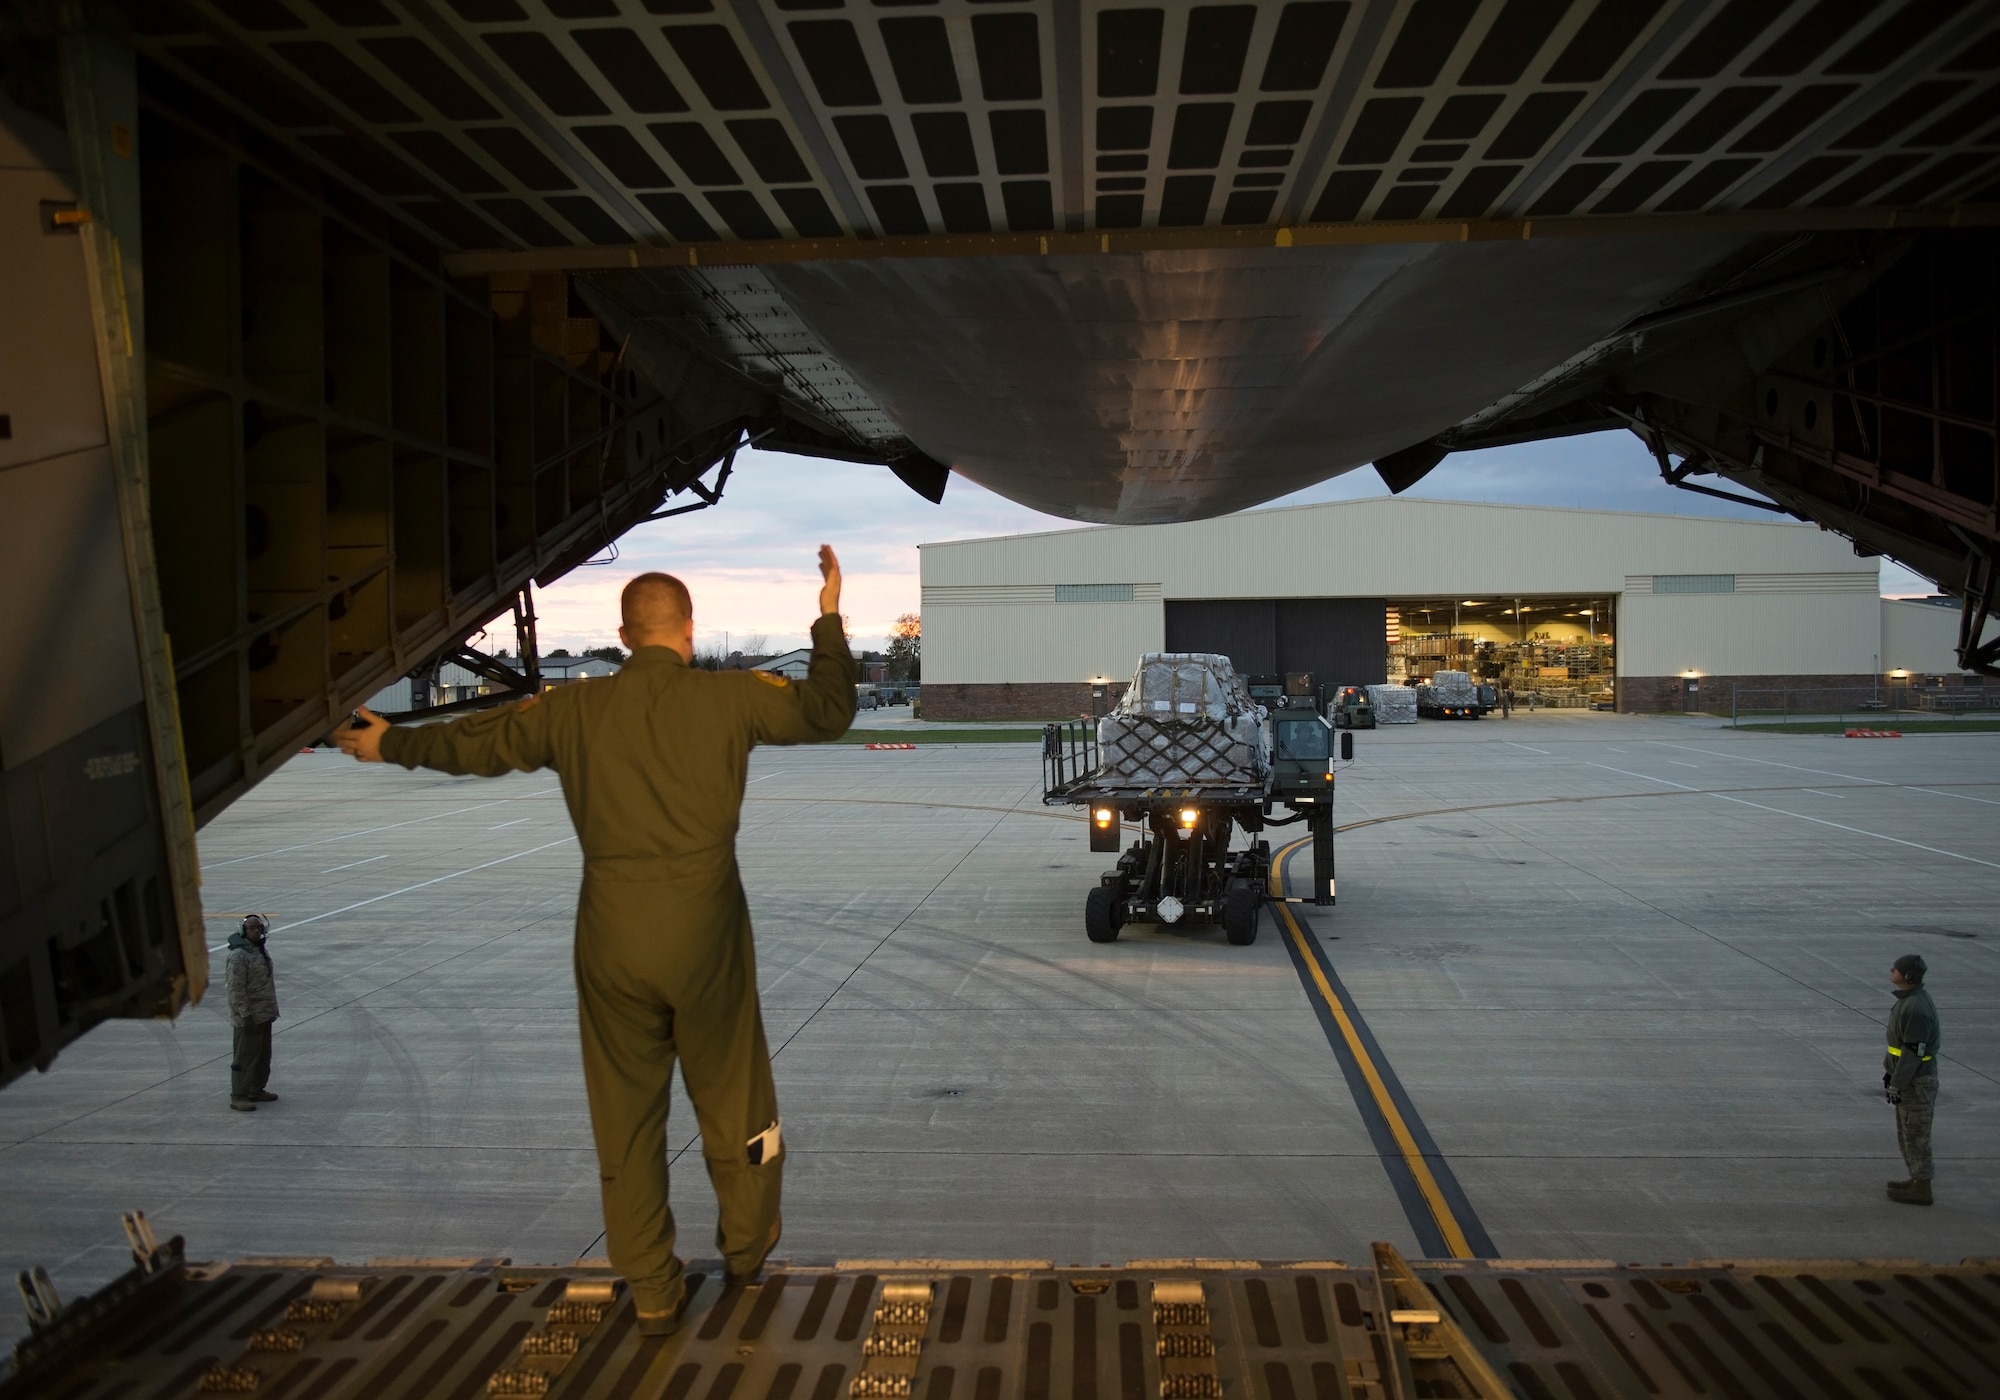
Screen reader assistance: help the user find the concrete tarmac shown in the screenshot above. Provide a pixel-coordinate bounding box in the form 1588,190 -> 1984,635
2,712 -> 1994,1347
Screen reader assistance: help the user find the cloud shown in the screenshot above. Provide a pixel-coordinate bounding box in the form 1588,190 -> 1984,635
531,449 -> 1059,653
532,431 -> 1931,651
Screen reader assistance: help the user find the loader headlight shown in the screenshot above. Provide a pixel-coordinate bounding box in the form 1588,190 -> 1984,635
1094,807 -> 1114,827
1179,808 -> 1199,828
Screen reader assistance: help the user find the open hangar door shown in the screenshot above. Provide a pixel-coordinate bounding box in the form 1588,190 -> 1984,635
1164,600 -> 1388,690
1389,597 -> 1617,709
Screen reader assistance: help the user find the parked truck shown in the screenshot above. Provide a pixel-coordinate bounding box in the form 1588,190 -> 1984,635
1043,654 -> 1348,945
1417,669 -> 1483,719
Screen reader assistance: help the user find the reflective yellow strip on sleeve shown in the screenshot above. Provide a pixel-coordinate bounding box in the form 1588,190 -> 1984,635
1886,1046 -> 1935,1060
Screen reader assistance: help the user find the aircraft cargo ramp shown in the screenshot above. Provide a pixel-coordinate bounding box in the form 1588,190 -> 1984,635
9,1237 -> 2000,1400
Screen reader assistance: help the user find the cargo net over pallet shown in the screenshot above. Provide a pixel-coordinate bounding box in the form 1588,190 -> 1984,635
12,1231 -> 2000,1400
1092,654 -> 1270,794
1365,685 -> 1418,725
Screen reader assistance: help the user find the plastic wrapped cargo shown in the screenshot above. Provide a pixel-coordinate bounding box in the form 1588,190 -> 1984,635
1418,669 -> 1480,716
1421,669 -> 1479,703
1367,684 -> 1418,724
1096,653 -> 1271,788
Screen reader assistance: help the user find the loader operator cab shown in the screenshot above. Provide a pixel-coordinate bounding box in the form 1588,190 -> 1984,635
1269,711 -> 1347,798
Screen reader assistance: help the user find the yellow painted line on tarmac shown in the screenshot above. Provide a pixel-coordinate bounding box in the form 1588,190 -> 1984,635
1269,835 -> 1476,1259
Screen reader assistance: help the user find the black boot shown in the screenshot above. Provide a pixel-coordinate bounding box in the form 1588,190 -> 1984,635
1887,1178 -> 1933,1206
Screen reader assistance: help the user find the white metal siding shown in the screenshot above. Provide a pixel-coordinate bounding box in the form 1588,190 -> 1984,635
1735,572 -> 1879,593
1881,598 -> 1994,673
1626,572 -> 1879,595
365,678 -> 413,711
925,601 -> 1165,684
1619,593 -> 1882,677
923,582 -> 1163,607
923,499 -> 1868,597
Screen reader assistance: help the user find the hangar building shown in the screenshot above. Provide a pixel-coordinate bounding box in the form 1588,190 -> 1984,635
919,500 -> 1984,718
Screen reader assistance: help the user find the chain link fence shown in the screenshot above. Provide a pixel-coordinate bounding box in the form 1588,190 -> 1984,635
1731,683 -> 1999,727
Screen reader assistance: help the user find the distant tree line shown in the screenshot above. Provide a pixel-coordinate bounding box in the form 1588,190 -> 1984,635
493,620 -> 921,679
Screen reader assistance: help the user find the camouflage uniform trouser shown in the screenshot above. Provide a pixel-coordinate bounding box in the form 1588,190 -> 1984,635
1896,1075 -> 1937,1181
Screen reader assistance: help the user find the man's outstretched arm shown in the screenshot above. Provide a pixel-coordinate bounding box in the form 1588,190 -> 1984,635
337,694 -> 557,775
749,545 -> 858,745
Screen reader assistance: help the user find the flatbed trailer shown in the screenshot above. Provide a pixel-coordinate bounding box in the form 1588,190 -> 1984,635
10,1221 -> 1993,1400
1414,694 -> 1482,720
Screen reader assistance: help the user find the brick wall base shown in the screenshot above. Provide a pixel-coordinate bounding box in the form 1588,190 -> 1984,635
933,676 -> 1892,718
923,681 -> 1129,720
1619,674 -> 1879,714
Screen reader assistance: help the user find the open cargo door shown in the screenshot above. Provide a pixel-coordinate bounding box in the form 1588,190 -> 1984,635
0,22 -> 206,1089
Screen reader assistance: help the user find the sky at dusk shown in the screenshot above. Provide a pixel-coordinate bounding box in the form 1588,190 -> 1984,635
528,429 -> 1934,656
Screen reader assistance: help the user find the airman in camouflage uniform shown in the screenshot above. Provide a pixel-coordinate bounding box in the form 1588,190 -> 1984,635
224,914 -> 280,1111
339,548 -> 855,1330
1884,953 -> 1940,1206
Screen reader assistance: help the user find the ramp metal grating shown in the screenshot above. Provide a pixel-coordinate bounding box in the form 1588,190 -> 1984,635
8,1244 -> 1999,1400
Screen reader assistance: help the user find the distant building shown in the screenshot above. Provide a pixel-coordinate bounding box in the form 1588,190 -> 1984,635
920,499 -> 2000,718
538,654 -> 621,683
753,649 -> 813,681
751,650 -> 881,682
365,652 -> 620,712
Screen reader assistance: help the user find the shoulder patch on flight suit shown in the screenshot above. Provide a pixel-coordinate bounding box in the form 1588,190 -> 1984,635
752,671 -> 790,688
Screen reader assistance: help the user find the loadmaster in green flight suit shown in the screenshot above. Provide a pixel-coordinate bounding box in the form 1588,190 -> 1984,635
337,546 -> 856,1333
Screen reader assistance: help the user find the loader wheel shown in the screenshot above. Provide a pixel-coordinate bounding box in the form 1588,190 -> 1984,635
1223,883 -> 1259,945
1085,886 -> 1123,943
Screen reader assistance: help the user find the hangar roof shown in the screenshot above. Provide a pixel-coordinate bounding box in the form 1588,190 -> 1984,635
919,495 -> 1879,599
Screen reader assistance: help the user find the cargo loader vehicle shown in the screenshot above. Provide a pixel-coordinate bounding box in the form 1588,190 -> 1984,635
1327,685 -> 1377,729
1043,655 -> 1349,946
1416,670 -> 1483,720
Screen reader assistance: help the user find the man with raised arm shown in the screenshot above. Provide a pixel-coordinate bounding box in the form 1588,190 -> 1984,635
338,547 -> 856,1332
